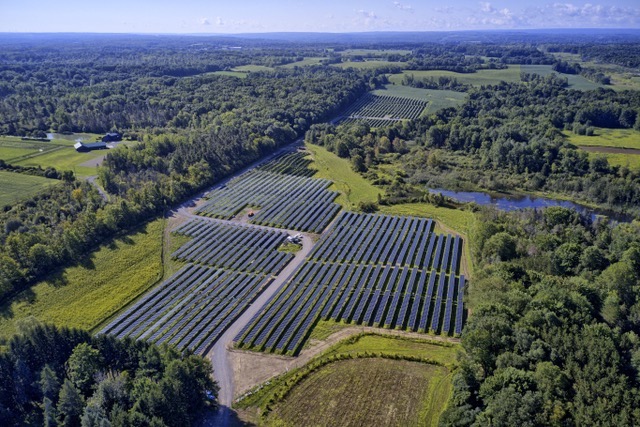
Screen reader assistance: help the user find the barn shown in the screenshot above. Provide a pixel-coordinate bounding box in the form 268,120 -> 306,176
74,141 -> 107,152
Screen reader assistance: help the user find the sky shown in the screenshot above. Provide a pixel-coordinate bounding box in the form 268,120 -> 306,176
1,0 -> 640,33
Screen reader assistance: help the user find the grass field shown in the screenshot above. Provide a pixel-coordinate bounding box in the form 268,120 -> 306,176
14,147 -> 106,177
566,128 -> 640,150
334,60 -> 408,70
340,49 -> 412,56
583,151 -> 640,170
266,358 -> 451,427
566,128 -> 640,170
307,143 -> 381,209
232,65 -> 275,72
0,135 -> 108,177
0,170 -> 59,207
388,65 -> 603,90
237,333 -> 457,426
549,52 -> 640,91
0,218 -> 165,341
280,57 -> 325,68
210,70 -> 248,78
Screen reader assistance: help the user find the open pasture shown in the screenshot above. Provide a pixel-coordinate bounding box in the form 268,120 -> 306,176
235,212 -> 467,355
0,170 -> 58,207
388,65 -> 603,90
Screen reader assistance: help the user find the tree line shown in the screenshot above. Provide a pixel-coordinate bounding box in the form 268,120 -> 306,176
307,74 -> 640,216
441,207 -> 640,425
0,321 -> 216,426
0,59 -> 372,303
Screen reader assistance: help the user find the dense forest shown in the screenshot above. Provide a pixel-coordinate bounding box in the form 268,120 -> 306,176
441,207 -> 640,425
0,39 -> 375,300
307,74 -> 640,215
0,322 -> 216,426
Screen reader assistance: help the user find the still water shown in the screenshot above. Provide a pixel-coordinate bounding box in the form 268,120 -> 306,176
429,188 -> 633,222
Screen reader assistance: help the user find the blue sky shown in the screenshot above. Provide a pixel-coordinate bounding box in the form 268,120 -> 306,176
1,1 -> 639,33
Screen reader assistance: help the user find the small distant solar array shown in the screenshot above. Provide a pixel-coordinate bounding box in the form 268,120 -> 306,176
338,93 -> 429,127
101,220 -> 294,355
235,212 -> 467,355
196,166 -> 340,234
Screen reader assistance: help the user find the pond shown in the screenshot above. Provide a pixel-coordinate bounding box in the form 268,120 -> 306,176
429,188 -> 633,223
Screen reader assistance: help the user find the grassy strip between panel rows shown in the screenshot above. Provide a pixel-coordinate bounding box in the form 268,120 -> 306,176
0,218 -> 165,341
235,332 -> 458,426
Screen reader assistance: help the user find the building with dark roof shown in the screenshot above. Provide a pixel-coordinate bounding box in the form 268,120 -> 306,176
74,141 -> 107,152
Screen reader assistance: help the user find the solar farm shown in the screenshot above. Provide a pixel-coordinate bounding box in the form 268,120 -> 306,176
101,150 -> 468,357
235,212 -> 466,355
100,220 -> 293,355
196,167 -> 340,233
338,93 -> 429,127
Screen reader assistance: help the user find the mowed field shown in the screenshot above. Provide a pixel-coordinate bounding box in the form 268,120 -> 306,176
566,128 -> 640,170
0,170 -> 58,207
388,65 -> 603,90
0,135 -> 108,177
237,334 -> 456,427
267,358 -> 451,427
0,218 -> 164,340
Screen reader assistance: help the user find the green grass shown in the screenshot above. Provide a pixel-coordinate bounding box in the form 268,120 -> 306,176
237,333 -> 458,427
0,218 -> 165,341
306,319 -> 352,343
566,128 -> 640,170
231,65 -> 275,72
334,61 -> 408,70
265,358 -> 451,427
0,136 -> 65,162
307,143 -> 381,210
584,151 -> 640,170
280,57 -> 325,68
209,71 -> 248,78
389,65 -> 603,90
372,85 -> 467,114
340,49 -> 412,56
0,170 -> 59,207
0,135 -> 109,177
14,147 -> 106,177
566,128 -> 640,150
549,52 -> 640,91
306,142 -> 476,236
278,242 -> 302,253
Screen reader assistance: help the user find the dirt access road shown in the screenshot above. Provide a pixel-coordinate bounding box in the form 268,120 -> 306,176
168,138 -> 317,426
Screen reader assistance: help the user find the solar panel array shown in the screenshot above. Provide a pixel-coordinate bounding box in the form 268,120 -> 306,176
101,219 -> 295,355
235,213 -> 467,355
196,169 -> 340,234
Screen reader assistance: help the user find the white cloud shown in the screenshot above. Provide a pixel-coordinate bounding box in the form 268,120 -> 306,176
434,6 -> 454,14
480,2 -> 495,13
394,1 -> 414,13
216,17 -> 224,26
523,3 -> 640,27
200,18 -> 210,26
356,9 -> 378,19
